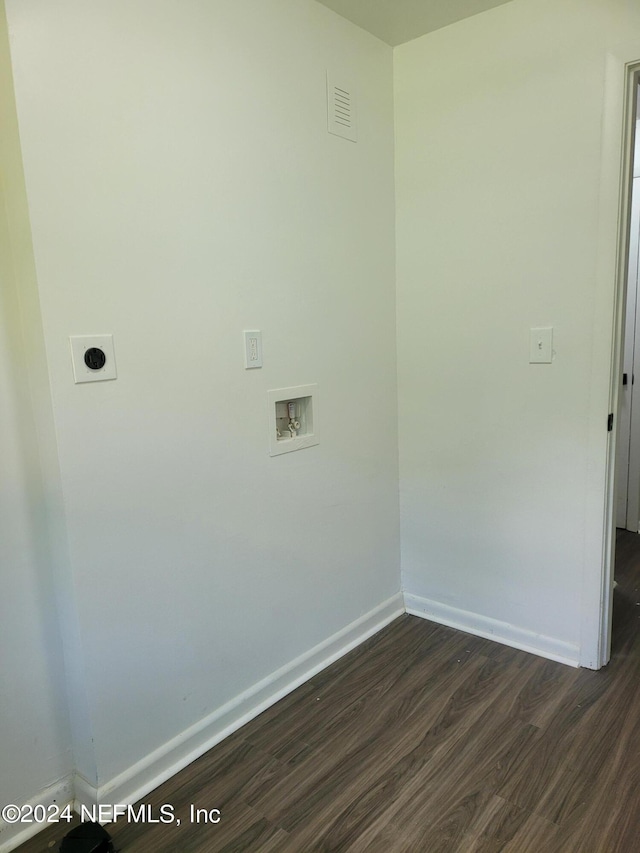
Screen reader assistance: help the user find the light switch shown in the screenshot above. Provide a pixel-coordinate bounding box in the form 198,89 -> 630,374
244,330 -> 263,369
529,327 -> 553,363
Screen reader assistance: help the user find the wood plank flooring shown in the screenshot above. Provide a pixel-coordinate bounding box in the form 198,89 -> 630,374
16,531 -> 640,852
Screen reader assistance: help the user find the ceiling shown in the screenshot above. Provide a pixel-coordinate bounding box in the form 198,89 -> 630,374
313,0 -> 515,46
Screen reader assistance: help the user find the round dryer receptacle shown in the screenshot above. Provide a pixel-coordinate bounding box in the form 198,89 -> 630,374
84,347 -> 106,371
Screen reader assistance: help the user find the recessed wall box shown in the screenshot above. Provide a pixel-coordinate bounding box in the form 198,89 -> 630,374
268,384 -> 319,456
70,335 -> 117,383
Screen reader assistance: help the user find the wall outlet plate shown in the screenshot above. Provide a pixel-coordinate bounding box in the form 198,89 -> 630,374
244,330 -> 263,369
268,384 -> 319,456
70,335 -> 117,383
529,327 -> 553,364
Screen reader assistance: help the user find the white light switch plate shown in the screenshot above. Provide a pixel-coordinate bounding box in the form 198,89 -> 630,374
70,335 -> 117,383
244,330 -> 263,369
529,327 -> 553,363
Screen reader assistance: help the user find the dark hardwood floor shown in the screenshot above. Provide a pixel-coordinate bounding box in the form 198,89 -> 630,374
17,531 -> 640,851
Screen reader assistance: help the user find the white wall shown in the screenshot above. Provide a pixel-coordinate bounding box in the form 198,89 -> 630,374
10,0 -> 640,837
0,4 -> 74,844
395,0 -> 640,663
4,0 -> 399,797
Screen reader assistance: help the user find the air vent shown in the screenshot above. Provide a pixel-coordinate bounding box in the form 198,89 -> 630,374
327,72 -> 357,142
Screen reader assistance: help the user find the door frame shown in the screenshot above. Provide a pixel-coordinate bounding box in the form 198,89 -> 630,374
581,50 -> 640,669
616,163 -> 640,532
622,168 -> 640,532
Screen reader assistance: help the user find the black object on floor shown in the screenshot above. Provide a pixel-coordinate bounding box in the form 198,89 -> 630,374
59,822 -> 115,853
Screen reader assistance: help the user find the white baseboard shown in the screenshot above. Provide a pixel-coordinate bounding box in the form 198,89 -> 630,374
78,593 -> 405,817
0,775 -> 74,853
73,772 -> 98,812
404,592 -> 580,667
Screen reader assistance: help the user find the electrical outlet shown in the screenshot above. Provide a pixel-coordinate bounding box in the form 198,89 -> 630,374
70,335 -> 117,383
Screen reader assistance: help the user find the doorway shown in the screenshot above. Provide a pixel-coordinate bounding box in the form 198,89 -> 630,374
583,57 -> 640,671
608,80 -> 640,666
616,83 -> 640,533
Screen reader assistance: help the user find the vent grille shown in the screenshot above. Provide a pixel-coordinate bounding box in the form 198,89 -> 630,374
327,73 -> 357,142
333,85 -> 352,128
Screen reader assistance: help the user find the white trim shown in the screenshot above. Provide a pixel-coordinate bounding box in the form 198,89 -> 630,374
626,171 -> 640,532
0,776 -> 74,853
616,168 -> 640,530
404,593 -> 579,668
581,48 -> 640,669
73,773 -> 98,812
77,594 -> 404,817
